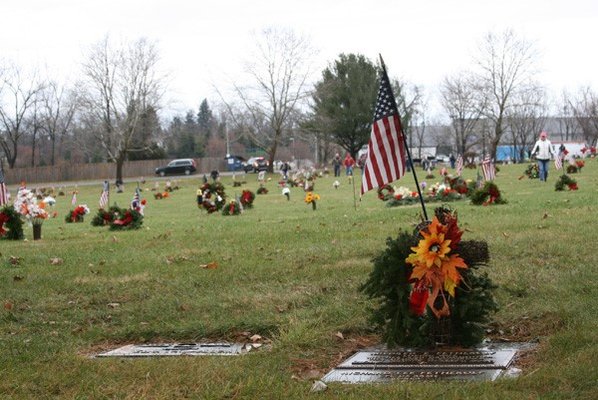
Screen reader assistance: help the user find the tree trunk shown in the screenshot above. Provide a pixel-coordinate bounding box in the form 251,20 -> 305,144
51,136 -> 56,166
115,153 -> 125,183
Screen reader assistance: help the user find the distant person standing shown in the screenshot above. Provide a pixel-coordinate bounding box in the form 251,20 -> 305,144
449,154 -> 456,169
343,153 -> 355,176
281,161 -> 291,180
531,131 -> 555,182
332,153 -> 342,177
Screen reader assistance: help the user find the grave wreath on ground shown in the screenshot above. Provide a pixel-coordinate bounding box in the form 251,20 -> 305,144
90,205 -> 143,230
470,181 -> 507,206
199,182 -> 227,213
361,206 -> 498,348
0,205 -> 24,240
65,204 -> 90,223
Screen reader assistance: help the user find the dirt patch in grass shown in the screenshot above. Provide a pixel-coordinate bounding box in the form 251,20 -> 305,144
488,312 -> 565,342
289,333 -> 379,380
486,312 -> 564,373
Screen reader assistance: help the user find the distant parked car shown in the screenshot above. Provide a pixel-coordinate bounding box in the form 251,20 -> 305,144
243,157 -> 269,173
155,159 -> 197,176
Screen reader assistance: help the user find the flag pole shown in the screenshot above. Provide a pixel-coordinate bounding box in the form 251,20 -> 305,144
351,173 -> 357,210
379,55 -> 428,221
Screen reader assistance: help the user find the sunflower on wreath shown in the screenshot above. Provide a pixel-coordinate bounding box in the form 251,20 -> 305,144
361,206 -> 498,347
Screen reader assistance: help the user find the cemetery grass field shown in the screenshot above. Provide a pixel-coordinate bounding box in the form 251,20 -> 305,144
1,162 -> 597,399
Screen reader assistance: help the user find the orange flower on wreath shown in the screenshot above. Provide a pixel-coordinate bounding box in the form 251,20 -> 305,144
406,217 -> 468,318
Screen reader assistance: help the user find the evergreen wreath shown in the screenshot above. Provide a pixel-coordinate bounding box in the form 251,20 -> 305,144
91,205 -> 121,226
222,200 -> 242,216
361,206 -> 498,348
90,205 -> 143,229
377,184 -> 395,201
240,190 -> 255,208
109,208 -> 143,230
200,182 -> 227,212
0,205 -> 25,240
555,174 -> 578,191
470,181 -> 507,205
524,163 -> 540,179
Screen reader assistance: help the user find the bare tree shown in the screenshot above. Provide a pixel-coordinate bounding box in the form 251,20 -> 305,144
569,86 -> 598,146
225,28 -> 314,171
40,80 -> 78,165
506,87 -> 548,162
440,73 -> 484,156
472,30 -> 540,159
555,91 -> 580,142
394,80 -> 424,153
81,36 -> 164,181
0,64 -> 44,168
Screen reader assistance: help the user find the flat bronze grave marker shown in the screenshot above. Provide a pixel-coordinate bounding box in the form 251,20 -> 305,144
322,345 -> 521,383
96,343 -> 245,357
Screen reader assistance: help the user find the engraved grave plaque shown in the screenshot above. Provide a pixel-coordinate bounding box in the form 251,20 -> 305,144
322,345 -> 519,383
97,342 -> 245,357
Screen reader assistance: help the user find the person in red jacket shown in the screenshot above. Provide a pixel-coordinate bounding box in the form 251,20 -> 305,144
343,153 -> 355,176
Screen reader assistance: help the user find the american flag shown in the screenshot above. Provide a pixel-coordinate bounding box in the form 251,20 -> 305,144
99,181 -> 109,209
456,155 -> 464,176
0,168 -> 8,207
131,186 -> 144,215
360,63 -> 406,195
481,155 -> 496,181
554,155 -> 562,170
131,187 -> 140,209
554,147 -> 565,170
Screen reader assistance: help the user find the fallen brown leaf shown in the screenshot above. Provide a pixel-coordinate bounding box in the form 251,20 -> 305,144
13,275 -> 24,281
107,303 -> 120,308
200,261 -> 218,269
335,331 -> 344,340
50,257 -> 64,265
4,302 -> 13,311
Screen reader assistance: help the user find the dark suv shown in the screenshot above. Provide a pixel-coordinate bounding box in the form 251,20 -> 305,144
155,159 -> 197,176
243,157 -> 269,173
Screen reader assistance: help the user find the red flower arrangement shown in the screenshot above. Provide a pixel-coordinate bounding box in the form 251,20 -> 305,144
65,205 -> 90,223
240,190 -> 255,208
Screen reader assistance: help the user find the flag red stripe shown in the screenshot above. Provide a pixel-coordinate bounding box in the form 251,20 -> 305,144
361,115 -> 406,195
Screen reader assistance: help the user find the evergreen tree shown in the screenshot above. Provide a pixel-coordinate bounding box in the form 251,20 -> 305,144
310,53 -> 379,159
196,98 -> 213,156
176,110 -> 199,157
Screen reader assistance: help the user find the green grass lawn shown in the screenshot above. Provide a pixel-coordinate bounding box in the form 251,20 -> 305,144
1,162 -> 597,399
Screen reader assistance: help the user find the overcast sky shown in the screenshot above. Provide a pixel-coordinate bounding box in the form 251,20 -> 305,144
2,0 -> 597,119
